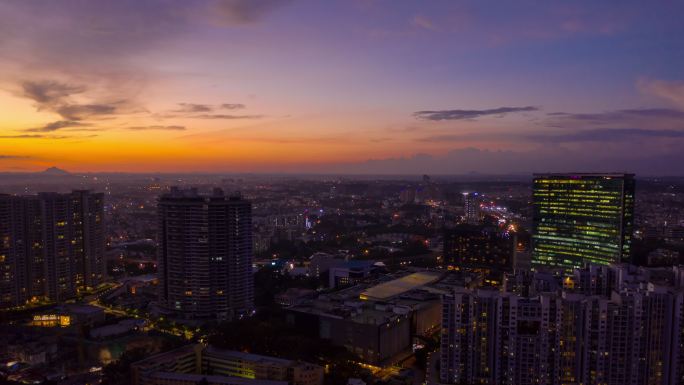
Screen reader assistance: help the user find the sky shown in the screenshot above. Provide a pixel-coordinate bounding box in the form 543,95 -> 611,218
1,0 -> 684,175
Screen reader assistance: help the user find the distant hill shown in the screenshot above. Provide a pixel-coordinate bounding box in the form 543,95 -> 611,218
40,167 -> 71,176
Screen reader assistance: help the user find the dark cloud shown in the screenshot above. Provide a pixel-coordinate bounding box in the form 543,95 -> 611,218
22,80 -> 84,105
417,134 -> 472,142
194,114 -> 263,120
0,155 -> 31,159
126,125 -> 186,131
221,103 -> 246,110
211,0 -> 293,25
0,134 -> 70,139
417,128 -> 684,144
172,103 -> 247,114
175,103 -> 213,113
55,104 -> 117,120
414,106 -> 538,121
19,80 -> 121,121
548,108 -> 684,124
0,135 -> 45,139
25,120 -> 90,133
527,128 -> 684,143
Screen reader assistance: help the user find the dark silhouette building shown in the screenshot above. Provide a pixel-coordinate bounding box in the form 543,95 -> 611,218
157,187 -> 254,321
0,190 -> 104,308
532,173 -> 635,272
443,224 -> 515,282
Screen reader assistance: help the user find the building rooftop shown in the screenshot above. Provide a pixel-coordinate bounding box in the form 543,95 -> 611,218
150,371 -> 287,385
359,271 -> 443,301
132,344 -> 200,370
203,346 -> 294,366
533,173 -> 634,178
62,304 -> 104,315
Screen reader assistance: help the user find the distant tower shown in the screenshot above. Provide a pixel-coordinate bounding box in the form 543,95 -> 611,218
157,188 -> 254,320
463,192 -> 480,224
532,173 -> 635,272
399,188 -> 417,204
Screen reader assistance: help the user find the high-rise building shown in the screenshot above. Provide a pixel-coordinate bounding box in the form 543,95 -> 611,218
532,173 -> 635,272
443,224 -> 515,282
157,187 -> 254,321
463,192 -> 480,224
0,190 -> 104,308
440,264 -> 684,385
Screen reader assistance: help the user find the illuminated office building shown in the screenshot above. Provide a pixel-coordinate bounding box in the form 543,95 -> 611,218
532,173 -> 635,271
158,187 -> 254,320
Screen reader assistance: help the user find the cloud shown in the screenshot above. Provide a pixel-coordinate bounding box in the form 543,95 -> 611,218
548,108 -> 684,123
417,134 -> 480,143
638,78 -> 684,108
527,128 -> 684,142
0,1 -> 294,77
546,108 -> 684,135
414,106 -> 539,121
417,127 -> 684,144
126,125 -> 186,131
411,15 -> 435,31
172,103 -> 247,114
0,134 -> 71,139
19,80 -> 122,121
211,0 -> 293,25
221,103 -> 246,110
0,155 -> 31,159
25,120 -> 91,133
55,104 -> 118,120
194,114 -> 263,119
22,80 -> 85,105
175,103 -> 213,113
0,1 -> 288,134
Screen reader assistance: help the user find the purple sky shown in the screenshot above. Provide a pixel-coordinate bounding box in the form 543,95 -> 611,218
1,0 -> 683,174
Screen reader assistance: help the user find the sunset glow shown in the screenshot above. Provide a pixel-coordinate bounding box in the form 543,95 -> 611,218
1,0 -> 684,174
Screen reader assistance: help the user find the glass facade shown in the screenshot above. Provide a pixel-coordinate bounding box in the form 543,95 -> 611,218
532,173 -> 635,272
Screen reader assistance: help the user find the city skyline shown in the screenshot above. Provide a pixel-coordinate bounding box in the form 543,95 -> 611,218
1,1 -> 684,174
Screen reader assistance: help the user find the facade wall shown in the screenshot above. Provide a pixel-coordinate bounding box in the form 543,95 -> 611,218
0,191 -> 104,309
532,174 -> 635,272
158,188 -> 254,320
441,286 -> 684,385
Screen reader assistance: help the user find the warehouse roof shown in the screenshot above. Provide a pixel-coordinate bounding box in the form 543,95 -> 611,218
360,271 -> 442,301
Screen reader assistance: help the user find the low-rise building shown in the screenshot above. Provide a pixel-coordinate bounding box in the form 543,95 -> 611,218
131,345 -> 203,385
287,270 -> 446,366
329,261 -> 377,288
149,372 -> 286,385
275,288 -> 316,307
132,345 -> 323,385
203,347 -> 323,385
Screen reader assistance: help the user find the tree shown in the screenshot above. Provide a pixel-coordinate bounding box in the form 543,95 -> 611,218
101,347 -> 150,385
